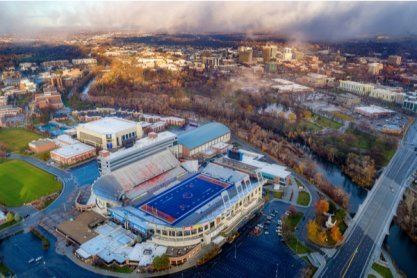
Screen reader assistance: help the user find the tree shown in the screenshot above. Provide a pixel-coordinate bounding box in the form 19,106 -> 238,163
315,199 -> 330,215
14,212 -> 21,222
153,254 -> 170,271
330,226 -> 343,243
303,111 -> 312,119
307,220 -> 319,241
6,212 -> 14,222
317,230 -> 327,245
287,112 -> 297,123
288,205 -> 297,217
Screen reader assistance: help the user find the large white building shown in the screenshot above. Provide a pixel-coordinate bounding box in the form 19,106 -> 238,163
178,122 -> 231,158
339,80 -> 404,103
283,47 -> 293,61
339,80 -> 374,96
76,117 -> 143,150
369,88 -> 404,103
97,131 -> 178,175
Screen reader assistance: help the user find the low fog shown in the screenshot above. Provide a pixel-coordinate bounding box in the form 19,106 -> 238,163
1,2 -> 417,41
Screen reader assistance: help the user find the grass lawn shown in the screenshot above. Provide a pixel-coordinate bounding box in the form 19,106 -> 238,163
286,234 -> 311,254
0,128 -> 44,153
299,120 -> 321,131
273,191 -> 283,199
0,219 -> 21,231
297,191 -> 311,206
315,117 -> 342,129
331,111 -> 354,122
98,264 -> 134,273
286,212 -> 304,230
0,262 -> 12,275
372,263 -> 393,278
0,160 -> 61,207
283,212 -> 311,254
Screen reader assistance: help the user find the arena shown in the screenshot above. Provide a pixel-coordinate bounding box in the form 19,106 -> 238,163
91,142 -> 266,249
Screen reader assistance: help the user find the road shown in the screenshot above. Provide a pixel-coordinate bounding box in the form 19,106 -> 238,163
319,120 -> 417,278
0,154 -> 78,239
232,135 -> 324,253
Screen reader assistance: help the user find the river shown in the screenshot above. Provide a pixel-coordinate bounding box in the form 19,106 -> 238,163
313,154 -> 417,277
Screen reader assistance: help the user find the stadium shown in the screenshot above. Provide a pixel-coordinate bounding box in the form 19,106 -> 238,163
91,149 -> 266,248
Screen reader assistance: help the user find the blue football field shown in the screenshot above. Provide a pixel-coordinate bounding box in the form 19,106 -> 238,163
139,174 -> 231,224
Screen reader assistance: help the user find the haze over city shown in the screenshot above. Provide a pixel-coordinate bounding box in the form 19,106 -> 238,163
1,2 -> 417,40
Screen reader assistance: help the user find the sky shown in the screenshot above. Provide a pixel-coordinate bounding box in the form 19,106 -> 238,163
1,1 -> 417,41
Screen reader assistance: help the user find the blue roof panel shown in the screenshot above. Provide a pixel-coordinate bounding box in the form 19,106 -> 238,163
178,122 -> 230,150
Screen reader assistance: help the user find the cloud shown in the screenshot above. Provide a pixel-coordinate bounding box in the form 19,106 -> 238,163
0,1 -> 416,41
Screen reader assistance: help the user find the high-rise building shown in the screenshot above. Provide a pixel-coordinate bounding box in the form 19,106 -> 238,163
368,63 -> 383,75
283,47 -> 293,61
388,55 -> 401,66
238,46 -> 253,64
262,45 -> 278,63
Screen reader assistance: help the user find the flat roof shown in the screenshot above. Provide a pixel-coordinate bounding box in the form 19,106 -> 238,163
51,143 -> 95,158
106,131 -> 177,160
178,122 -> 230,150
56,211 -> 106,245
29,138 -> 55,147
78,117 -> 139,135
355,105 -> 395,114
260,164 -> 292,178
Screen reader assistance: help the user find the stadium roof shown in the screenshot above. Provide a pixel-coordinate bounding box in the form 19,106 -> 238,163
92,149 -> 180,202
106,131 -> 177,160
178,122 -> 230,150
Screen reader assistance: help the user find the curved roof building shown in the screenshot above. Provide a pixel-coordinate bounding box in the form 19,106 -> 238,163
178,122 -> 231,157
92,149 -> 180,206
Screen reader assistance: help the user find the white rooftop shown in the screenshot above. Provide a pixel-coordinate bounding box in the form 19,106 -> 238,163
106,131 -> 177,160
260,164 -> 292,178
355,105 -> 395,114
51,143 -> 95,158
56,134 -> 78,146
78,117 -> 139,135
76,222 -> 166,266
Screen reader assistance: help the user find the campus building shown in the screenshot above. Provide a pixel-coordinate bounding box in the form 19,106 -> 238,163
339,80 -> 405,103
262,45 -> 278,63
368,63 -> 383,75
214,149 -> 292,187
238,46 -> 253,64
388,55 -> 401,66
34,90 -> 64,110
76,117 -> 143,150
403,92 -> 417,113
28,138 -> 57,154
97,131 -> 178,175
50,143 -> 96,165
338,80 -> 374,96
178,122 -> 231,158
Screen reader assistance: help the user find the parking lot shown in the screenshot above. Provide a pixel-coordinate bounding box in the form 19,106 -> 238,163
0,228 -> 105,278
178,201 -> 307,278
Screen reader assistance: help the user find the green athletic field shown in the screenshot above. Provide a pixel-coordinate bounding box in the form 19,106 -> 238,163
0,128 -> 44,153
0,160 -> 62,207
